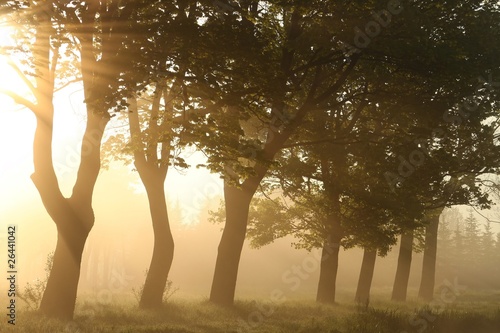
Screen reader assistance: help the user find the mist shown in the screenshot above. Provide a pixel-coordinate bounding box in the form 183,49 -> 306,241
1,1 -> 500,332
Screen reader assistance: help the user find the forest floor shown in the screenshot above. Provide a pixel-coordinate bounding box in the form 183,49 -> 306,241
1,293 -> 500,333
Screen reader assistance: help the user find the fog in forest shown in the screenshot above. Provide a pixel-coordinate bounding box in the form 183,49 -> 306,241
1,2 -> 500,332
2,109 -> 499,301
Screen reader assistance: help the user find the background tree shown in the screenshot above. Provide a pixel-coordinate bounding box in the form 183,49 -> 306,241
197,0 -> 500,306
479,220 -> 496,288
101,1 -> 200,309
435,209 -> 500,290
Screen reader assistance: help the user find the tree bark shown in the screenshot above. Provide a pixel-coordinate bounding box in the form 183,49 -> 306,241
316,149 -> 345,304
418,210 -> 442,302
23,3 -> 109,318
36,112 -> 108,319
139,179 -> 174,308
355,248 -> 377,305
391,230 -> 414,302
316,235 -> 341,303
128,92 -> 174,309
38,215 -> 90,318
209,182 -> 253,306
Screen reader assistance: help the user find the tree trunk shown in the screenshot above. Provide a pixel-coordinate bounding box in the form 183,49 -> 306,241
127,92 -> 174,309
355,249 -> 377,305
36,112 -> 108,319
139,180 -> 174,309
21,1 -> 110,320
316,237 -> 341,303
316,213 -> 342,304
39,218 -> 89,318
316,152 -> 344,305
209,182 -> 253,306
391,230 -> 414,302
418,211 -> 441,301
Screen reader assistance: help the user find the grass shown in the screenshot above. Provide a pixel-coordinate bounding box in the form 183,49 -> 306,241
1,295 -> 499,333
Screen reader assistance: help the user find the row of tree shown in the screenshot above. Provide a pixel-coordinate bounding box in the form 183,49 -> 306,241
1,0 -> 500,320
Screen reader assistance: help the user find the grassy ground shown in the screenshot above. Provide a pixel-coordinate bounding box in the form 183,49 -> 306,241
1,296 -> 500,333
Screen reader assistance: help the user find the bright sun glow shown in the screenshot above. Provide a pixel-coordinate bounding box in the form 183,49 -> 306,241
0,25 -> 32,109
0,21 -> 216,226
0,23 -> 38,187
0,22 -> 81,170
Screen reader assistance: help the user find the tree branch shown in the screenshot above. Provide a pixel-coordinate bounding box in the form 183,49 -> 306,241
470,206 -> 500,224
54,77 -> 83,93
127,95 -> 147,168
0,88 -> 37,111
146,83 -> 162,163
313,54 -> 360,106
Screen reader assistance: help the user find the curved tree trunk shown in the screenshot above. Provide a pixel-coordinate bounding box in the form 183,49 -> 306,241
38,216 -> 90,318
210,182 -> 253,306
36,112 -> 108,319
139,180 -> 174,308
207,10 -> 329,307
206,8 -> 355,306
29,8 -> 109,317
418,210 -> 442,301
20,0 -> 132,320
391,230 -> 414,301
127,92 -> 174,309
355,248 -> 377,305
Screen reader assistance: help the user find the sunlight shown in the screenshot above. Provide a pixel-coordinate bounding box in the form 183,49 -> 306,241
0,29 -> 30,109
0,23 -> 36,176
0,23 -> 82,183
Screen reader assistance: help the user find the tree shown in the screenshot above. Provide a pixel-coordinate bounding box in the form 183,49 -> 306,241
199,0 -> 500,306
463,211 -> 481,262
1,0 -> 146,318
453,222 -> 465,273
459,210 -> 482,286
189,2 -> 366,306
243,103 -> 420,304
107,76 -> 191,310
126,90 -> 177,309
354,248 -> 377,305
1,2 -> 94,319
435,209 -> 500,290
414,172 -> 497,302
495,232 -> 500,284
435,207 -> 457,276
109,1 -> 246,308
481,221 -> 496,260
479,220 -> 497,288
391,230 -> 414,302
418,208 -> 444,301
